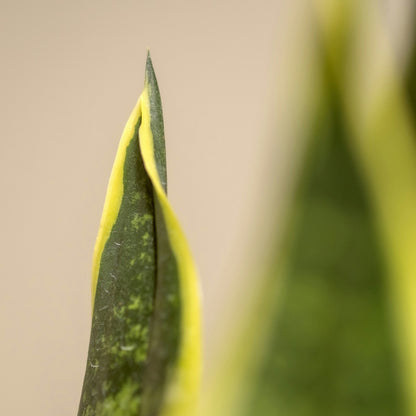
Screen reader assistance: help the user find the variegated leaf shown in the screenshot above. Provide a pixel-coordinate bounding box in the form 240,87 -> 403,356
78,53 -> 200,416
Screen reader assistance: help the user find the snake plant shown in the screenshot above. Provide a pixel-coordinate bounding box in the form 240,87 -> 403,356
78,53 -> 200,416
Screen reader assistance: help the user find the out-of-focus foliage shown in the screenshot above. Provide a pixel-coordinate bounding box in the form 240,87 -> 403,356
239,70 -> 405,415
200,2 -> 416,416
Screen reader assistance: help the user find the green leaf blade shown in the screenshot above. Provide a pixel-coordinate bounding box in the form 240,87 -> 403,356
139,54 -> 201,416
79,114 -> 156,416
78,54 -> 200,416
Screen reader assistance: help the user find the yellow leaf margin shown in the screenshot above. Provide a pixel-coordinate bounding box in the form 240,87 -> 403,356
90,66 -> 201,416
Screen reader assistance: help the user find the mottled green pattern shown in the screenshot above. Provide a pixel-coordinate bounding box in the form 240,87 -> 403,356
141,197 -> 181,416
78,117 -> 156,416
146,53 -> 167,193
79,56 -> 183,416
242,90 -> 405,415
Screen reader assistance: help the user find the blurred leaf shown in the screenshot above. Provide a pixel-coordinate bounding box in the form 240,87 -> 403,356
201,3 -> 415,415
78,53 -> 201,416
316,2 -> 416,414
405,21 -> 416,116
238,72 -> 405,416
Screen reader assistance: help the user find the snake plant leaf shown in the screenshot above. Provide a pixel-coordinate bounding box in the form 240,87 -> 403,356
314,2 -> 416,413
78,53 -> 201,416
238,76 -> 405,416
201,12 -> 408,415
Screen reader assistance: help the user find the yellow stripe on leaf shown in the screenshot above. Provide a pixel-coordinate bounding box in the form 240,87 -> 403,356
79,53 -> 200,416
139,73 -> 201,416
91,99 -> 142,308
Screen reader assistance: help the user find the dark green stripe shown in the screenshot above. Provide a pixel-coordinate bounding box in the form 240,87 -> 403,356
141,55 -> 182,415
78,116 -> 156,416
141,197 -> 181,416
146,52 -> 167,193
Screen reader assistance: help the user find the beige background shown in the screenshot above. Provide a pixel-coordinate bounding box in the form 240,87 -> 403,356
0,1 -> 411,415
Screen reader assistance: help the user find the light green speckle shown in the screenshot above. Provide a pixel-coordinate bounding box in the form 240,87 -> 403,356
140,213 -> 153,225
135,347 -> 147,364
128,296 -> 143,311
95,380 -> 140,416
132,192 -> 140,202
113,305 -> 126,319
131,213 -> 140,231
128,324 -> 142,337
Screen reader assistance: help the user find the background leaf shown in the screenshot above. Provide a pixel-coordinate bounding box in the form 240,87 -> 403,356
200,3 -> 416,415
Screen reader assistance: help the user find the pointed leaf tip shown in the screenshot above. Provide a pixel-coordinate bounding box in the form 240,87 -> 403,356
79,54 -> 200,416
145,52 -> 157,86
146,50 -> 152,69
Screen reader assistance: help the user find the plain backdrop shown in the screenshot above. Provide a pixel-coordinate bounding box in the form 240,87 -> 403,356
0,0 -> 411,414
